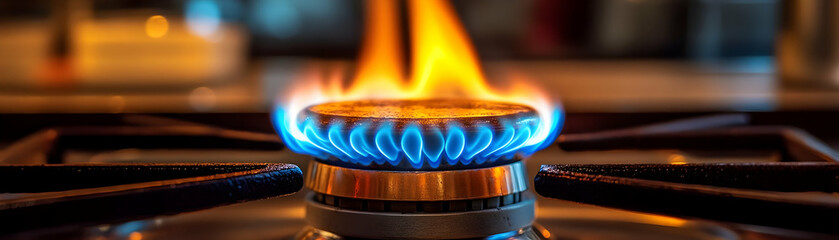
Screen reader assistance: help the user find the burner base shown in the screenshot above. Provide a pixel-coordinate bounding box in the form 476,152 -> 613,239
302,192 -> 537,239
296,222 -> 548,240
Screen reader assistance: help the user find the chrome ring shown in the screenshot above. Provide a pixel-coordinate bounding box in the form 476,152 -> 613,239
305,194 -> 536,239
305,161 -> 528,201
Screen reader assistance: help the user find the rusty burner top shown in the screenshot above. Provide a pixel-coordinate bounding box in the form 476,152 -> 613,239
290,99 -> 547,170
304,99 -> 539,131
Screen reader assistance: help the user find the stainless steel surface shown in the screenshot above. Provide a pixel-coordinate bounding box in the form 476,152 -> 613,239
778,0 -> 839,88
295,225 -> 549,240
9,58 -> 839,113
305,161 -> 528,201
304,195 -> 536,239
48,148 -> 769,240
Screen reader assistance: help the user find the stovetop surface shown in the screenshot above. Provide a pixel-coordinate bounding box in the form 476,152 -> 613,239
11,148 -> 815,240
2,112 -> 838,240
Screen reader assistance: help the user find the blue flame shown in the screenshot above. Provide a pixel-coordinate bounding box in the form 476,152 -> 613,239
272,106 -> 564,169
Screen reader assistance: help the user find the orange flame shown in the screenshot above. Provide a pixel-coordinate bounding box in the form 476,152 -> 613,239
276,0 -> 560,146
345,0 -> 404,99
408,0 -> 491,98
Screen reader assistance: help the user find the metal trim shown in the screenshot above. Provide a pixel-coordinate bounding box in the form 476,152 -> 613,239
305,193 -> 536,239
306,161 -> 528,201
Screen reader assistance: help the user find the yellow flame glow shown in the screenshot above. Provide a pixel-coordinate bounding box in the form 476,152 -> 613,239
145,15 -> 169,38
276,0 -> 559,145
345,0 -> 404,99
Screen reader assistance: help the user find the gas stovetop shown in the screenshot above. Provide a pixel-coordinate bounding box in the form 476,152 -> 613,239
1,112 -> 838,240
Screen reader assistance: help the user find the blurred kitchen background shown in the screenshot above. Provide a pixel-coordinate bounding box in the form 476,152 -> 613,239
1,0 -> 836,114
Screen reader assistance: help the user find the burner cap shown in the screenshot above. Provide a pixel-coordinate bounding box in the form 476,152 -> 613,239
279,99 -> 553,170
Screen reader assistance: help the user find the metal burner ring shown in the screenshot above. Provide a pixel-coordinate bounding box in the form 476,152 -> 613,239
305,161 -> 528,201
304,193 -> 536,239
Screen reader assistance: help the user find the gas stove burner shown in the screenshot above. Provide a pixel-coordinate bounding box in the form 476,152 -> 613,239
272,99 -> 561,238
276,99 -> 559,170
299,161 -> 543,240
